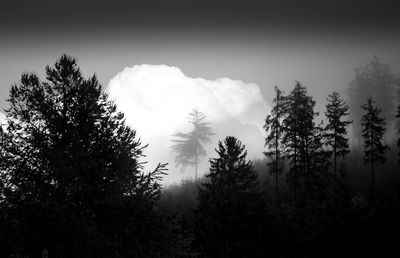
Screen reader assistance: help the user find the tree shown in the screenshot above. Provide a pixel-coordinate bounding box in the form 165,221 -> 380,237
194,136 -> 264,257
171,108 -> 214,180
282,82 -> 329,198
324,92 -> 352,177
348,56 -> 398,143
264,86 -> 285,204
396,105 -> 400,164
361,97 -> 389,201
0,55 -> 178,257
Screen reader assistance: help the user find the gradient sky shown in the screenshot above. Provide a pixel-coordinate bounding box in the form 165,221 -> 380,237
1,0 -> 400,106
1,0 -> 400,183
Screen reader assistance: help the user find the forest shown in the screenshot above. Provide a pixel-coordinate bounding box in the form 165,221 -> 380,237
1,55 -> 400,257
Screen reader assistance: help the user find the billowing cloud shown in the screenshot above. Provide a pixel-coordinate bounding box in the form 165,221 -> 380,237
107,65 -> 269,184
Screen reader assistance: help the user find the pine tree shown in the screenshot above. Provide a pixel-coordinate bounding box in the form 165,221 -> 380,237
282,82 -> 326,197
324,92 -> 352,177
171,108 -> 214,180
0,55 -> 177,257
396,105 -> 400,164
264,86 -> 286,204
195,136 -> 264,257
361,97 -> 389,201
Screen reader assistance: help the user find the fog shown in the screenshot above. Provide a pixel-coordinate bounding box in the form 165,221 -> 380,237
107,64 -> 269,184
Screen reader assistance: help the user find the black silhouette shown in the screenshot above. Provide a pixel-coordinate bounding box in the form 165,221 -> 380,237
264,86 -> 285,204
194,136 -> 264,257
324,91 -> 352,177
281,82 -> 330,200
361,97 -> 390,201
0,55 -> 178,257
397,105 -> 400,163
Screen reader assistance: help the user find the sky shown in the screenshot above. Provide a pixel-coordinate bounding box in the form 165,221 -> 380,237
1,0 -> 400,184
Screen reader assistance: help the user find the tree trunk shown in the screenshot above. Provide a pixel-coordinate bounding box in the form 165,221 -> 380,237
194,153 -> 198,181
275,133 -> 279,205
334,134 -> 337,178
371,156 -> 374,203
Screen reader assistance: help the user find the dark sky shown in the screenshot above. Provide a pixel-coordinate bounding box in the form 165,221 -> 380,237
2,0 -> 400,29
1,0 -> 400,109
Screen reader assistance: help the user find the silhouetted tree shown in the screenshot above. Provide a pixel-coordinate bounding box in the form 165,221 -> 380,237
397,105 -> 400,164
0,55 -> 178,257
361,97 -> 389,201
264,86 -> 285,204
171,108 -> 214,180
282,82 -> 329,199
324,92 -> 352,177
348,56 -> 398,143
194,136 -> 264,257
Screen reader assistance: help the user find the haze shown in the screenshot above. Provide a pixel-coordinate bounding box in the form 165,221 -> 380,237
1,0 -> 400,184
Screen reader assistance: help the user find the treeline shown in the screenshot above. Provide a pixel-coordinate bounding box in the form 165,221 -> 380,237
163,78 -> 400,257
1,55 -> 400,257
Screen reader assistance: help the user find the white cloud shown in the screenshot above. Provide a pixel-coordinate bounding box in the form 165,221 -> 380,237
107,64 -> 270,184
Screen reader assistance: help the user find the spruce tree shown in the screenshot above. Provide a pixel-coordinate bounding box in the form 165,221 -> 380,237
264,86 -> 286,204
361,97 -> 389,201
396,105 -> 400,164
324,92 -> 352,177
171,108 -> 214,180
195,136 -> 264,257
0,55 -> 177,257
282,82 -> 327,197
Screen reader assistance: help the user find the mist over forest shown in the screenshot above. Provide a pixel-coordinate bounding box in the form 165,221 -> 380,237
2,0 -> 400,257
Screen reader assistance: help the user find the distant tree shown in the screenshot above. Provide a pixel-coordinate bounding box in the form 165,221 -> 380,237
324,92 -> 352,177
0,55 -> 178,257
264,86 -> 286,204
171,108 -> 214,180
348,56 -> 398,143
194,136 -> 264,257
361,97 -> 389,201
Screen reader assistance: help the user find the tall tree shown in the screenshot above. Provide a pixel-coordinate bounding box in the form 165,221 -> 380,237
348,56 -> 398,143
324,92 -> 352,177
397,105 -> 400,164
361,97 -> 389,201
264,86 -> 286,204
282,82 -> 328,197
171,108 -> 214,180
0,55 -> 177,257
194,136 -> 264,257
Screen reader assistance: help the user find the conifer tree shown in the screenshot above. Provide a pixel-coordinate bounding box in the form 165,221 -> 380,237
264,86 -> 286,204
0,55 -> 177,257
195,136 -> 264,257
361,97 -> 389,201
282,82 -> 326,196
324,92 -> 352,177
171,108 -> 214,180
396,105 -> 400,164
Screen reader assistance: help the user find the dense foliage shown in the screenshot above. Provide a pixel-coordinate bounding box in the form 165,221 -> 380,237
194,137 -> 265,257
0,55 -> 179,257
